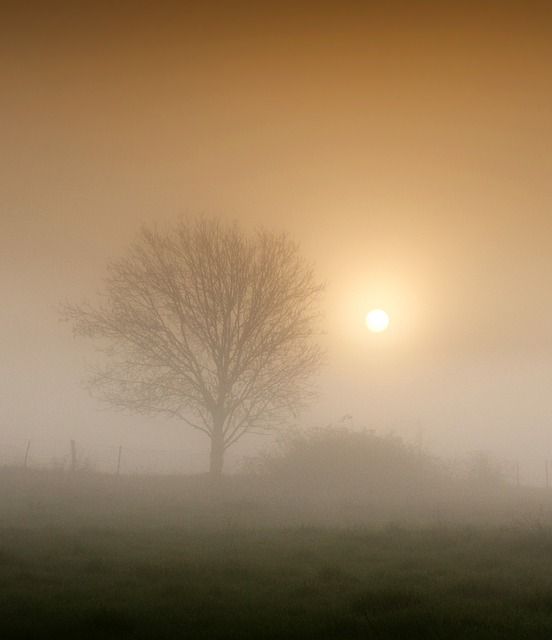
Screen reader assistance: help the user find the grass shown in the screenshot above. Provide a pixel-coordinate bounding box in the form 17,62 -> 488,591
2,524 -> 552,638
3,466 -> 552,638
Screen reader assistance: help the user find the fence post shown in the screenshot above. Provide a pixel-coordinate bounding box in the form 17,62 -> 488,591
23,440 -> 31,467
546,460 -> 549,489
70,440 -> 77,473
516,461 -> 520,487
116,446 -> 123,476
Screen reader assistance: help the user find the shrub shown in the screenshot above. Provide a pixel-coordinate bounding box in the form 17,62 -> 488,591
244,427 -> 446,503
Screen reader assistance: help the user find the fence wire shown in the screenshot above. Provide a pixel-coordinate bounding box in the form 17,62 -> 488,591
1,438 -> 205,475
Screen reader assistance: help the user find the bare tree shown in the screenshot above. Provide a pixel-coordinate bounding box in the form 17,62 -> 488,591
60,218 -> 325,477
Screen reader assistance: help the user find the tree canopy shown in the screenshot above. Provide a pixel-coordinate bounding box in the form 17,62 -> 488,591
61,218 -> 325,476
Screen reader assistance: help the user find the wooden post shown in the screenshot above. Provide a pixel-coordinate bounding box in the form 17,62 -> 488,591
70,440 -> 77,473
116,446 -> 123,476
516,461 -> 520,487
23,440 -> 31,467
546,460 -> 549,490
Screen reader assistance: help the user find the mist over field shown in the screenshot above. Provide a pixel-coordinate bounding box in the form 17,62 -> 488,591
4,429 -> 552,638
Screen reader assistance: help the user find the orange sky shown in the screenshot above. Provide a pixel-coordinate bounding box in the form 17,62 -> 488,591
3,1 -> 552,476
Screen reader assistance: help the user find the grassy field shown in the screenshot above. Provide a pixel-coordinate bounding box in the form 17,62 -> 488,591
2,467 -> 552,638
3,522 -> 552,638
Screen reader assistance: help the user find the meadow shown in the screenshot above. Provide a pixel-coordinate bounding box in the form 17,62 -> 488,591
3,430 -> 552,638
3,468 -> 552,638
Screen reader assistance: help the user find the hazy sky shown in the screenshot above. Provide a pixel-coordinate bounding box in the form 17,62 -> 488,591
3,1 -> 552,476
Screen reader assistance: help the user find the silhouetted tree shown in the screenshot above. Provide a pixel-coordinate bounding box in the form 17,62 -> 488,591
61,218 -> 325,477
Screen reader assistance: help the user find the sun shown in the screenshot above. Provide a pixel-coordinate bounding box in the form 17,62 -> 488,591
365,309 -> 390,333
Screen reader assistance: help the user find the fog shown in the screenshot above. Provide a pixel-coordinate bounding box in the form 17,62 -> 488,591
3,1 -> 552,485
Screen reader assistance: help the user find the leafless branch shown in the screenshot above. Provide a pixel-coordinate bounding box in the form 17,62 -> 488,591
60,217 -> 325,474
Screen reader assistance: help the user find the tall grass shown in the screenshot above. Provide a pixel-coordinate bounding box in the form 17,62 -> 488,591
3,428 -> 552,638
2,524 -> 552,638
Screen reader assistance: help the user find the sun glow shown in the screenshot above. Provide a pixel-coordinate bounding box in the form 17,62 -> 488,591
365,309 -> 390,333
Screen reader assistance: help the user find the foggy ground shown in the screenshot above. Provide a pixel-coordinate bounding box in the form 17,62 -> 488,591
4,429 -> 552,638
3,464 -> 552,638
4,428 -> 551,530
2,468 -> 552,532
4,522 -> 552,639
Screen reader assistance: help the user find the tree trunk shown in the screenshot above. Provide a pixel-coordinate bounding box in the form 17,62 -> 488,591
209,429 -> 224,478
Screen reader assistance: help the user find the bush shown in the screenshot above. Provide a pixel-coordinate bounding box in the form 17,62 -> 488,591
244,427 -> 446,503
